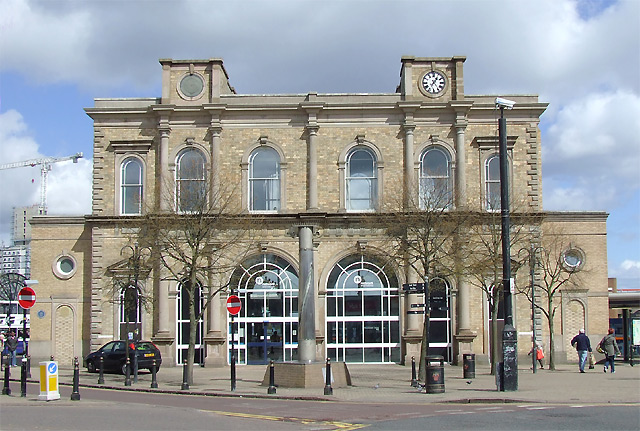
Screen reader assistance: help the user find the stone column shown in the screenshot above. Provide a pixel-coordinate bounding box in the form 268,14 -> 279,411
298,225 -> 316,363
306,126 -> 319,211
159,126 -> 171,212
454,122 -> 467,208
403,124 -> 416,209
209,126 -> 221,207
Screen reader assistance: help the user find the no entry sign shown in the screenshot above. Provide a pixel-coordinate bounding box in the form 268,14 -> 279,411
18,286 -> 36,309
226,295 -> 242,316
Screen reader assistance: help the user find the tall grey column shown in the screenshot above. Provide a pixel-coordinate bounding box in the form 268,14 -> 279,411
159,126 -> 171,212
209,126 -> 221,206
298,225 -> 316,363
403,124 -> 415,209
307,126 -> 319,211
454,123 -> 467,208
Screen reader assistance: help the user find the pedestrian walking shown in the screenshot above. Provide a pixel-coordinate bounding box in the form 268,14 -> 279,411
528,341 -> 545,369
598,328 -> 621,373
6,331 -> 18,367
570,329 -> 592,373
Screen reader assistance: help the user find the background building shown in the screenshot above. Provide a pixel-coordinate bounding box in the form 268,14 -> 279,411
28,56 -> 609,368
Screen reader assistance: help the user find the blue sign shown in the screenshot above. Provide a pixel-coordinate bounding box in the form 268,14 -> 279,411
48,362 -> 57,374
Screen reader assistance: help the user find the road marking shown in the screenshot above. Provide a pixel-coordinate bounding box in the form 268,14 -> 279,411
526,406 -> 555,410
209,410 -> 368,430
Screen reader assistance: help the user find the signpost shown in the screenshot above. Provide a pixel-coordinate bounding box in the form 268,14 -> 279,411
227,295 -> 241,391
18,285 -> 36,378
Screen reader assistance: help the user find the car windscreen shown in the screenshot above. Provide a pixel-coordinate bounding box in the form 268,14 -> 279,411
136,342 -> 155,350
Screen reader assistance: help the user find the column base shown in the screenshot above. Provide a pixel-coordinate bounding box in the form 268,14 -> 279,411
453,330 -> 477,365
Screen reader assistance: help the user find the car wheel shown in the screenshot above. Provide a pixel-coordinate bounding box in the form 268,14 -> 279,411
87,360 -> 96,373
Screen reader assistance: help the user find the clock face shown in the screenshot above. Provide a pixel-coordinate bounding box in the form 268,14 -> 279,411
179,74 -> 204,98
421,71 -> 446,95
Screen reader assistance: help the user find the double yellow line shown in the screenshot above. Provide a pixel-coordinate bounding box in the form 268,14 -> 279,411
210,410 -> 369,430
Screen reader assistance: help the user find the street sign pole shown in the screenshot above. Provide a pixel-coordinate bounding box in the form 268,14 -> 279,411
226,294 -> 241,392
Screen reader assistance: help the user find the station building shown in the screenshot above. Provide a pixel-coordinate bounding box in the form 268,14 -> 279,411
27,56 -> 609,368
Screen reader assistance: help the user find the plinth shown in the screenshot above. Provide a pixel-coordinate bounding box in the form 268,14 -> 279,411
261,361 -> 352,388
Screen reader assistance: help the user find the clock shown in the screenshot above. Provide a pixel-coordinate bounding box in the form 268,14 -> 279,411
421,70 -> 446,95
179,74 -> 204,99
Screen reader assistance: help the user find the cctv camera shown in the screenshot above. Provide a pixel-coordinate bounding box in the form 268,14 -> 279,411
495,97 -> 515,109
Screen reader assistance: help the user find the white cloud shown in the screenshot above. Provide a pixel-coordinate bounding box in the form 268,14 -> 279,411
0,110 -> 92,244
611,260 -> 640,291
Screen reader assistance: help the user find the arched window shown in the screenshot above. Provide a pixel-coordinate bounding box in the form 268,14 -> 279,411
326,254 -> 400,363
419,147 -> 452,209
121,158 -> 143,215
346,148 -> 377,211
249,147 -> 281,212
119,284 -> 142,341
485,155 -> 501,211
229,254 -> 299,364
176,280 -> 204,365
176,148 -> 206,212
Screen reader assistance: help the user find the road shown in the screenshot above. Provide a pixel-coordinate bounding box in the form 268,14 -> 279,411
1,383 -> 638,430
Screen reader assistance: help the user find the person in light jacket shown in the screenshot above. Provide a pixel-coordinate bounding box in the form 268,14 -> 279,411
599,328 -> 621,373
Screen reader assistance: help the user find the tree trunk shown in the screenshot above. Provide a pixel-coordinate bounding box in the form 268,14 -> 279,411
548,299 -> 556,371
187,292 -> 196,385
490,304 -> 499,375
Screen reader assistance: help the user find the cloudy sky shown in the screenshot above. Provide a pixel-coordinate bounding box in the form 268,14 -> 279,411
1,0 -> 638,289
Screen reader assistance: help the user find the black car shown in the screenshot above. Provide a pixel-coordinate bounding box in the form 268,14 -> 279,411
85,340 -> 162,374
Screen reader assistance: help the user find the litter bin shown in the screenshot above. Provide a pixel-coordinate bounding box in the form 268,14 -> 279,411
425,355 -> 445,394
463,353 -> 475,379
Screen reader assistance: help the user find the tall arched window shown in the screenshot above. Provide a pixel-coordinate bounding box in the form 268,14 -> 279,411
176,280 -> 204,365
229,254 -> 299,364
419,147 -> 452,209
121,158 -> 143,215
346,148 -> 377,211
485,155 -> 501,211
176,148 -> 206,212
326,254 -> 400,363
249,147 -> 281,212
119,284 -> 142,340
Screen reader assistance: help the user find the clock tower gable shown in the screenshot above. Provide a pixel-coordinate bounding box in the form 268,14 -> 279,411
398,56 -> 466,102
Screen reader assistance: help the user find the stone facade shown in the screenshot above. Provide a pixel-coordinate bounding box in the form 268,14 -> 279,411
28,56 -> 609,367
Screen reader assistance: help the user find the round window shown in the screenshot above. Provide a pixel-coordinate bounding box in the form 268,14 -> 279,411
178,73 -> 205,100
562,249 -> 584,271
52,254 -> 78,280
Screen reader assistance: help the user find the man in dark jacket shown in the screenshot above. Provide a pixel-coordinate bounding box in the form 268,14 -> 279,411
571,329 -> 592,373
6,331 -> 18,367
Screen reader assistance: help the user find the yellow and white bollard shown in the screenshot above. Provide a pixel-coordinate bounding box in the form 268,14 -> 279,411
38,361 -> 60,401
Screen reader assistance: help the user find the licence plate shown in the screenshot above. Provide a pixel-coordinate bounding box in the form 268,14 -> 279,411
144,353 -> 154,357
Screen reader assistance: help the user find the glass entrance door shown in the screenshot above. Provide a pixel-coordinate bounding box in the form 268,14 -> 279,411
229,254 -> 299,365
246,322 -> 283,364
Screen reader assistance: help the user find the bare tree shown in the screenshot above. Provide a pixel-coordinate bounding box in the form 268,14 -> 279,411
462,206 -> 540,374
373,181 -> 468,380
514,227 -> 584,370
140,168 -> 259,384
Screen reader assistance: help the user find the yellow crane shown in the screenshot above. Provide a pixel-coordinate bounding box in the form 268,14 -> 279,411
0,152 -> 83,214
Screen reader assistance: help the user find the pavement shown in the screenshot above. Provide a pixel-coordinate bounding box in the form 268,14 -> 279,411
4,359 -> 639,405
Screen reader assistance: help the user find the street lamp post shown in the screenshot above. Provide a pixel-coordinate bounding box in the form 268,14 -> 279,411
119,242 -> 151,386
497,97 -> 517,391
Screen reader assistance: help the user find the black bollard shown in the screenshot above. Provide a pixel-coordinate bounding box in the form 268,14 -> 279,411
410,356 -> 418,387
98,354 -> 104,385
50,355 -> 54,361
150,359 -> 158,389
124,357 -> 131,387
2,363 -> 10,396
181,359 -> 189,390
20,357 -> 27,397
324,358 -> 333,396
26,355 -> 31,379
267,360 -> 276,394
133,352 -> 138,384
71,357 -> 81,401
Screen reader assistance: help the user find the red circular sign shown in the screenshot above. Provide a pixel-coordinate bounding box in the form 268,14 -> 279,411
226,295 -> 242,316
18,286 -> 36,309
